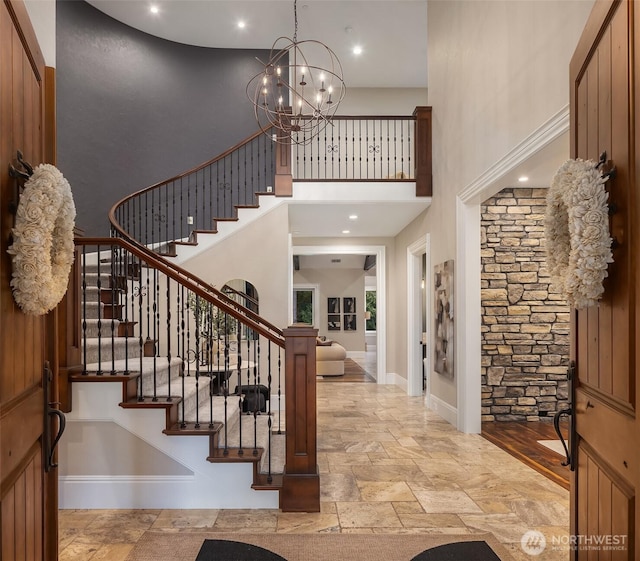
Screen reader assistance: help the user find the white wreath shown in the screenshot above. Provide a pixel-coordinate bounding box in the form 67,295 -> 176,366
545,159 -> 613,309
7,164 -> 76,315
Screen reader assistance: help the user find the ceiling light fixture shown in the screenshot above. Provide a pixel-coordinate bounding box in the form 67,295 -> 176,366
237,21 -> 246,29
149,4 -> 159,14
353,45 -> 363,55
518,176 -> 529,182
246,0 -> 345,145
349,214 -> 358,220
342,230 -> 350,234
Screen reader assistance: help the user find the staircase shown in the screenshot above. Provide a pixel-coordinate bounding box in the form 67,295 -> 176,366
58,111 -> 431,511
59,244 -> 288,509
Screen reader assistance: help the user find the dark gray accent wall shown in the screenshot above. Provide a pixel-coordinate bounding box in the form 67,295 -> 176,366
57,0 -> 269,236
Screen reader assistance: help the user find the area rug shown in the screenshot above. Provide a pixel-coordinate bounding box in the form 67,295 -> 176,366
125,531 -> 515,561
537,439 -> 566,455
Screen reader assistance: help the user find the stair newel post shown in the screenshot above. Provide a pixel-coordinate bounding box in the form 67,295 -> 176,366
413,106 -> 432,197
281,324 -> 320,512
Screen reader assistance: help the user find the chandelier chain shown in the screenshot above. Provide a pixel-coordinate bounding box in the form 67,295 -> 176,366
293,0 -> 298,43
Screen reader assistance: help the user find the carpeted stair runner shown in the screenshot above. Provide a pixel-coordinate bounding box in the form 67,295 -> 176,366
80,256 -> 284,476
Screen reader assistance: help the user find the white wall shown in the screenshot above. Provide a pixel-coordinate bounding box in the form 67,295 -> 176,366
24,0 -> 55,66
182,204 -> 290,333
338,88 -> 428,115
390,0 -> 594,421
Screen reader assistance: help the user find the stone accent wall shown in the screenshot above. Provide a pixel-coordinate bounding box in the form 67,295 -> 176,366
481,188 -> 570,422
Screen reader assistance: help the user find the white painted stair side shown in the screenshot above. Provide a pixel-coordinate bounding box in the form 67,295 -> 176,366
59,381 -> 279,509
169,194 -> 285,264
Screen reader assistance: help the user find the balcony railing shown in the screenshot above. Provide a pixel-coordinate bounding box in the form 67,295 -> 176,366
292,116 -> 415,181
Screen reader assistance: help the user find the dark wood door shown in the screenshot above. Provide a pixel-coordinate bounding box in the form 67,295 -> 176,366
1,1 -> 58,560
570,1 -> 639,559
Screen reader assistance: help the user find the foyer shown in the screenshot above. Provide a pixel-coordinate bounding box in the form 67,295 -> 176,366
59,381 -> 569,561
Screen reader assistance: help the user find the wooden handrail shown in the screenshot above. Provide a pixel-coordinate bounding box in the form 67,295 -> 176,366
75,237 -> 285,346
108,127 -> 269,227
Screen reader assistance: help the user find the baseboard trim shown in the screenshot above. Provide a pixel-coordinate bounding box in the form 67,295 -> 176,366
58,468 -> 279,509
428,395 -> 458,427
385,372 -> 408,392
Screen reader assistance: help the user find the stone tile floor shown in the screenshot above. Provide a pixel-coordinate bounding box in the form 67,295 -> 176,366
59,380 -> 570,561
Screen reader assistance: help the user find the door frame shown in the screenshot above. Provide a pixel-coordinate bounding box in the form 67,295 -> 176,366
455,106 -> 570,433
407,235 -> 430,398
291,243 -> 387,383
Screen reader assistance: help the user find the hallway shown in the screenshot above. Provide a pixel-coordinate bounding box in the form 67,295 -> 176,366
59,382 -> 569,561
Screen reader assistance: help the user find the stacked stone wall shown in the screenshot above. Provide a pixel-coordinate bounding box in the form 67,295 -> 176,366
481,188 -> 570,421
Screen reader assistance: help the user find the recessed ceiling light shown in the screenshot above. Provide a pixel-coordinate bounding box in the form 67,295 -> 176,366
518,176 -> 529,182
353,45 -> 363,56
237,21 -> 246,29
149,4 -> 159,14
349,214 -> 358,220
342,230 -> 350,234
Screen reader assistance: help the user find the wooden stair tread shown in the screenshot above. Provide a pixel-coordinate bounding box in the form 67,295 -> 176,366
119,395 -> 181,408
235,204 -> 259,209
215,217 -> 239,222
70,372 -> 140,382
164,421 -> 223,436
207,447 -> 264,463
252,473 -> 283,490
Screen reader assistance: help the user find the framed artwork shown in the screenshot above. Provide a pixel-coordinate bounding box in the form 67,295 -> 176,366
343,297 -> 356,314
328,314 -> 341,331
434,260 -> 454,378
328,297 -> 340,313
344,314 -> 357,331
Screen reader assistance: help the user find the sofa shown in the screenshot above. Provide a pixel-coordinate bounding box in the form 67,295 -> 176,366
316,340 -> 347,376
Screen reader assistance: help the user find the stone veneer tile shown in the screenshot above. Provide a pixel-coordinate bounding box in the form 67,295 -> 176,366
336,502 -> 402,528
413,491 -> 483,514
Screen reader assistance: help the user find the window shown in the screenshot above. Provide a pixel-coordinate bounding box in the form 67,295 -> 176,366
293,288 -> 314,325
365,290 -> 377,331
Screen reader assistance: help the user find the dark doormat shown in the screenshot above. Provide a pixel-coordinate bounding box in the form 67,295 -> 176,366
410,540 -> 501,560
196,539 -> 286,561
196,538 -> 502,561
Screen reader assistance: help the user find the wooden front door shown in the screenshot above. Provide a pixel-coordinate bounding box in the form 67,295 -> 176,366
1,1 -> 58,560
570,1 -> 639,559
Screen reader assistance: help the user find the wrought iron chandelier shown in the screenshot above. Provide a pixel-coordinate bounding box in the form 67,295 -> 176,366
246,0 -> 346,144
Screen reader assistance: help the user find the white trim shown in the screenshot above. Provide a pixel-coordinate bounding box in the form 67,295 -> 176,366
293,244 -> 387,384
407,235 -> 431,398
459,105 -> 569,204
292,283 -> 320,327
455,106 -> 570,434
386,372 -> 407,392
428,394 -> 458,427
455,199 -> 481,433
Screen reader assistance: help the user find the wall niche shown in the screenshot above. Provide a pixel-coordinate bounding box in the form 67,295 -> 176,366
481,187 -> 570,422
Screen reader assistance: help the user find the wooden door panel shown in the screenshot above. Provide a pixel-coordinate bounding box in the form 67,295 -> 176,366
570,1 -> 639,559
1,1 -> 54,560
577,443 -> 633,561
1,447 -> 44,561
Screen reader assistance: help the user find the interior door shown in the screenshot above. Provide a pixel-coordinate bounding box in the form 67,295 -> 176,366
1,1 -> 58,559
569,1 -> 639,559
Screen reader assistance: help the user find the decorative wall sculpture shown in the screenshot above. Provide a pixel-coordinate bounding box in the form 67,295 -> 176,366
434,260 -> 454,378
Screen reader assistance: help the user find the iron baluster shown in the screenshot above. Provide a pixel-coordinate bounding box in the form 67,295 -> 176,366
109,247 -> 117,375
266,340 -> 273,482
180,285 -> 186,428
96,244 -> 103,375
137,258 -> 144,401
194,295 -> 201,429
166,277 -> 172,402
81,245 -> 88,374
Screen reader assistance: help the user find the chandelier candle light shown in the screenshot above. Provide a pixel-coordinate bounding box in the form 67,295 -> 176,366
247,0 -> 346,144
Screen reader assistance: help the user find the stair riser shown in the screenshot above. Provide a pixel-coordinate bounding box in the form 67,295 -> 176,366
84,340 -> 142,364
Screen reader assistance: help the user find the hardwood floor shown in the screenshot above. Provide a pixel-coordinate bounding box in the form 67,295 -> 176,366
481,421 -> 570,490
317,358 -> 376,383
